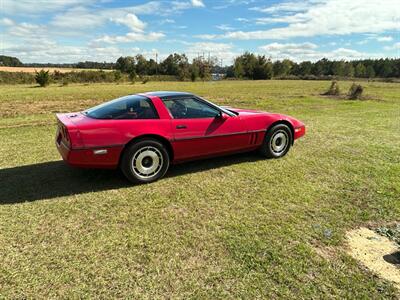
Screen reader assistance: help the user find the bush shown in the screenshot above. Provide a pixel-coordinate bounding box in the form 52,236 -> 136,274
113,70 -> 122,82
0,71 -> 35,84
128,70 -> 136,83
35,69 -> 50,87
60,78 -> 69,86
323,81 -> 340,96
348,83 -> 364,100
141,76 -> 149,84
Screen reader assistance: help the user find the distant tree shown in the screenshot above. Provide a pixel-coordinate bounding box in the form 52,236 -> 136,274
147,59 -> 158,75
160,53 -> 182,76
234,52 -> 273,79
344,63 -> 355,77
273,59 -> 293,77
366,65 -> 375,78
225,65 -> 235,78
236,52 -> 258,78
135,54 -> 148,76
35,69 -> 50,87
377,60 -> 392,77
193,57 -> 212,81
233,58 -> 244,78
115,56 -> 135,73
76,61 -> 115,69
332,61 -> 346,76
190,63 -> 199,81
253,56 -> 273,79
355,63 -> 366,78
177,55 -> 190,81
0,55 -> 23,67
297,61 -> 312,76
313,58 -> 331,76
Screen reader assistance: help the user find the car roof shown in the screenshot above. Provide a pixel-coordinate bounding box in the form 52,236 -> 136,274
142,91 -> 194,98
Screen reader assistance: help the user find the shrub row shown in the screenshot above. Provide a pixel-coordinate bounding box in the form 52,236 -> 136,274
0,70 -> 180,85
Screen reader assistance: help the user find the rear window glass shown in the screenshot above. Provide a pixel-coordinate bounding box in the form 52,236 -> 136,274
85,96 -> 158,120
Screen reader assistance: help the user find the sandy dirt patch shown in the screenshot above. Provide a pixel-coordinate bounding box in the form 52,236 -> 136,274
347,227 -> 400,289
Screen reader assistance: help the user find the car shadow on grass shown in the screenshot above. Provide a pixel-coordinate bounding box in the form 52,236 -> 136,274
0,153 -> 263,204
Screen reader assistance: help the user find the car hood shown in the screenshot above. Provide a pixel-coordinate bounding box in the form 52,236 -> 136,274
221,106 -> 268,116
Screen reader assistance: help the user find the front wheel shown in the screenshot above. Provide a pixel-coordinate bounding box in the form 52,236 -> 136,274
259,124 -> 292,158
121,139 -> 170,183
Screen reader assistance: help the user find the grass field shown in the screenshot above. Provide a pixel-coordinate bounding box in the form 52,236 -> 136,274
0,80 -> 399,298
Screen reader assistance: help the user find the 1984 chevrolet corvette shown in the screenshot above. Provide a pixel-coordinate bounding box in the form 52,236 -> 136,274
56,91 -> 305,183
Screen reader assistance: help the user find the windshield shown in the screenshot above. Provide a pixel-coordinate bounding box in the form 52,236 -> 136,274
84,95 -> 158,120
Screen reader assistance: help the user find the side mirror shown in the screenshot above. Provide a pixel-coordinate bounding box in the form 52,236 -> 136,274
216,111 -> 228,119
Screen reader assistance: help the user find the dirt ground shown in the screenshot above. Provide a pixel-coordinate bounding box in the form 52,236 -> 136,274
347,227 -> 400,289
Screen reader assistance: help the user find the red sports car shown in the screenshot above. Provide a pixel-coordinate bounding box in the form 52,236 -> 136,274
56,91 -> 305,183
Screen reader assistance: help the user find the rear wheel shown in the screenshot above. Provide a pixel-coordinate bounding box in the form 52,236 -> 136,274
259,124 -> 292,158
121,139 -> 170,183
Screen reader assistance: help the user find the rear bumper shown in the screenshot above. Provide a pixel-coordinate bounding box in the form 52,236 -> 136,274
56,141 -> 122,169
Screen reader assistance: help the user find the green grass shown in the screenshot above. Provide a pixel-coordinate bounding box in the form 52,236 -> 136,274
0,80 -> 399,298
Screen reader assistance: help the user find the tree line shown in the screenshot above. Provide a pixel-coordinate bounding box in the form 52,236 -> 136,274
114,53 -> 400,80
228,53 -> 400,79
115,54 -> 215,81
1,53 -> 399,80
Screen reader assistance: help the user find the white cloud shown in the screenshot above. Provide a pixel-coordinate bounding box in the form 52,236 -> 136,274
112,14 -> 147,32
357,35 -> 394,45
94,32 -> 165,44
376,36 -> 393,42
259,42 -> 383,61
216,24 -> 235,31
260,42 -> 318,52
170,0 -> 206,11
384,42 -> 400,50
191,0 -> 205,7
0,18 -> 15,26
160,19 -> 175,24
47,1 -> 203,32
201,0 -> 400,40
195,34 -> 218,39
50,6 -> 104,29
250,1 -> 318,13
0,0 -> 95,14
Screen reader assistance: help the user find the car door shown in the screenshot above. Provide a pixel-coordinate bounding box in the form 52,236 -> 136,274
163,97 -> 249,160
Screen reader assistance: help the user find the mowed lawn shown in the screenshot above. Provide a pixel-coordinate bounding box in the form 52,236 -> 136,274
0,80 -> 399,298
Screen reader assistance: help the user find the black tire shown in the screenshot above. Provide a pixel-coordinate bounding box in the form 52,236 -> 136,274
120,139 -> 170,183
259,124 -> 292,158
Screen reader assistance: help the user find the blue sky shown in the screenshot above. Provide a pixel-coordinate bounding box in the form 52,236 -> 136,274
0,0 -> 399,64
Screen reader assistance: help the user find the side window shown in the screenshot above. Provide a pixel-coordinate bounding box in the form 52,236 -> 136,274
164,98 -> 220,119
86,96 -> 158,120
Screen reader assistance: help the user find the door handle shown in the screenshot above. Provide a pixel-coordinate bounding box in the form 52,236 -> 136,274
176,125 -> 187,129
